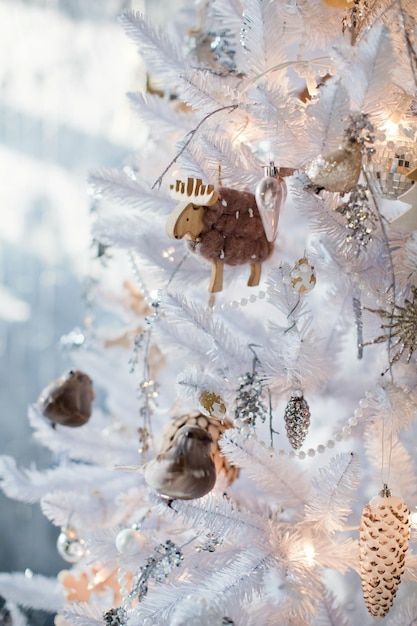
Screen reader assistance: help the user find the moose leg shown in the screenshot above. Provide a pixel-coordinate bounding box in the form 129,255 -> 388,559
248,262 -> 261,287
209,259 -> 224,293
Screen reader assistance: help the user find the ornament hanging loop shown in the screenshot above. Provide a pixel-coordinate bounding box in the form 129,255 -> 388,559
380,483 -> 391,498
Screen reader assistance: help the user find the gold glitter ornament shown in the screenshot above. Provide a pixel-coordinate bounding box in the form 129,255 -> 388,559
198,390 -> 227,419
321,0 -> 354,6
364,138 -> 417,200
290,257 -> 316,294
160,411 -> 239,485
305,139 -> 362,194
359,487 -> 410,618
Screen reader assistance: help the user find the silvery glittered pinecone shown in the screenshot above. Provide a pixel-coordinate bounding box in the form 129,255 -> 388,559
359,489 -> 410,619
284,391 -> 310,450
160,411 -> 239,485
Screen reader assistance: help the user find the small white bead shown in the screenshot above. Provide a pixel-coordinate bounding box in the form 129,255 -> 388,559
249,294 -> 257,302
317,444 -> 326,454
289,450 -> 296,458
342,426 -> 351,437
240,298 -> 248,307
231,301 -> 239,309
258,291 -> 266,299
221,303 -> 229,310
120,586 -> 129,596
348,416 -> 358,426
334,433 -> 343,442
267,285 -> 274,294
278,449 -> 286,457
298,451 -> 306,459
327,439 -> 335,448
307,448 -> 315,457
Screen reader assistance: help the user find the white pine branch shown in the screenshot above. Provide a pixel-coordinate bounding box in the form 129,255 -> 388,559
127,92 -> 194,135
40,472 -> 141,529
157,291 -> 252,374
0,573 -> 64,611
0,456 -> 114,504
59,603 -> 105,626
119,11 -> 184,88
150,491 -> 265,544
304,453 -> 360,533
385,592 -> 417,626
303,81 -> 352,157
177,70 -> 239,113
88,168 -> 173,216
220,429 -> 311,507
312,590 -> 351,626
28,405 -> 142,466
239,0 -> 287,77
335,24 -> 394,123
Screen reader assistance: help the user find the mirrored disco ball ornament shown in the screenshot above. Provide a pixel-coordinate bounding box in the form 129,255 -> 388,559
364,138 -> 417,199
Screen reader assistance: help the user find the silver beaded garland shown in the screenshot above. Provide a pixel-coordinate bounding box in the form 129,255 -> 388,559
284,390 -> 311,450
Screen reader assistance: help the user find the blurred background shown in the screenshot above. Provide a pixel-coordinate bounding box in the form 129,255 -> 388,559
0,0 -> 147,610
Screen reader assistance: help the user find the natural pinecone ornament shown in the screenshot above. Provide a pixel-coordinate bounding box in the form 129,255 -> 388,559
359,486 -> 410,619
284,390 -> 311,449
38,369 -> 94,427
160,411 -> 239,485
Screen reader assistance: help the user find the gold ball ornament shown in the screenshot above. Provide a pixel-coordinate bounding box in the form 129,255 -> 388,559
321,0 -> 354,7
290,257 -> 316,294
160,411 -> 239,485
305,139 -> 362,194
359,488 -> 410,618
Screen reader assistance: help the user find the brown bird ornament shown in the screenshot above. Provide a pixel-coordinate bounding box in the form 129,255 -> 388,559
38,369 -> 94,427
144,424 -> 217,500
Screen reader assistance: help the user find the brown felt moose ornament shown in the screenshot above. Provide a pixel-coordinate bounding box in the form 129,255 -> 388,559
166,177 -> 274,293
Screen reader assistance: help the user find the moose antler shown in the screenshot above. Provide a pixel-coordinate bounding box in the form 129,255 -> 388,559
169,178 -> 219,207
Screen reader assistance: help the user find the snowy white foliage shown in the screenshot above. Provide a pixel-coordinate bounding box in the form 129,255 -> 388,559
2,1 -> 417,625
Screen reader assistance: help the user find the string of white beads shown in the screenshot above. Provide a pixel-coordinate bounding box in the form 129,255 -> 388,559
236,410 -> 358,460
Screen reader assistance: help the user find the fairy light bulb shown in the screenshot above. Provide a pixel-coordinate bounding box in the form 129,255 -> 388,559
255,162 -> 287,242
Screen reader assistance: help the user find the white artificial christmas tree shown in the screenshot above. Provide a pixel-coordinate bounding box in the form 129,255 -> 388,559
2,0 -> 417,624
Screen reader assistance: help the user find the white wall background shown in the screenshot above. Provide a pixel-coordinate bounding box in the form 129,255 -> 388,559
0,0 -> 145,608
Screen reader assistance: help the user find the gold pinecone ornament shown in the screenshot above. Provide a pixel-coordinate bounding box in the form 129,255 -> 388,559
359,486 -> 410,619
160,411 -> 239,485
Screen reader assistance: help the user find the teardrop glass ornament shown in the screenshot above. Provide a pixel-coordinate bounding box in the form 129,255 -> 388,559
255,164 -> 286,242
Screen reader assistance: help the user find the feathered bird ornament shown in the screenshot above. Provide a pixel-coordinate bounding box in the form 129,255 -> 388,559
144,425 -> 217,500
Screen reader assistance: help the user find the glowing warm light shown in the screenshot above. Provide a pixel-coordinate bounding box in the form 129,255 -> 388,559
303,542 -> 316,567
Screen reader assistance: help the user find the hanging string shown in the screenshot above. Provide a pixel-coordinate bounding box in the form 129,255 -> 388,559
361,168 -> 396,489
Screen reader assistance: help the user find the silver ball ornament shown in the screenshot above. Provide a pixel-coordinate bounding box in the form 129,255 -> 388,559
56,526 -> 85,563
